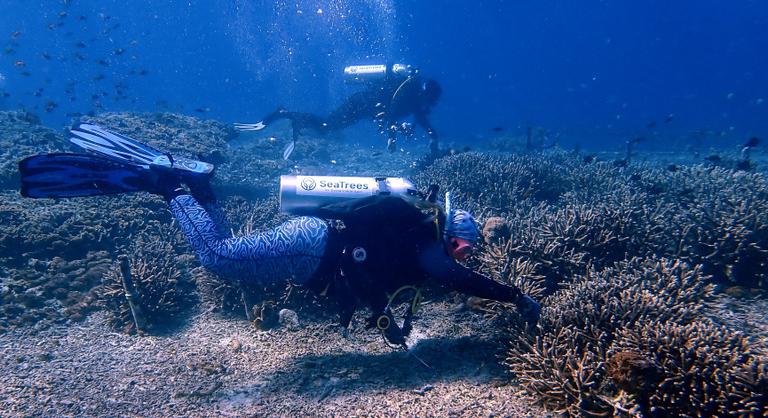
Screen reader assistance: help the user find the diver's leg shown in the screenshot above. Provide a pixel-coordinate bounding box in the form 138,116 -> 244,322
234,107 -> 290,132
325,92 -> 374,132
168,193 -> 329,284
428,135 -> 439,156
284,112 -> 330,134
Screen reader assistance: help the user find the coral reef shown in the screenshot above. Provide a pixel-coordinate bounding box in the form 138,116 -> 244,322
612,321 -> 767,417
2,111 -> 768,416
0,110 -> 63,190
81,112 -> 235,163
504,258 -> 766,417
99,228 -> 195,334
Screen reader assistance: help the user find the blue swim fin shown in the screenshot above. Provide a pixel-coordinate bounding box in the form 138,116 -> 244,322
19,153 -> 152,198
69,123 -> 214,177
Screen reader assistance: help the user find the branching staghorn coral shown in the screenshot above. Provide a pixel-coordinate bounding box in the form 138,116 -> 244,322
611,321 -> 768,417
413,152 -> 577,215
99,232 -> 194,334
505,258 -> 718,416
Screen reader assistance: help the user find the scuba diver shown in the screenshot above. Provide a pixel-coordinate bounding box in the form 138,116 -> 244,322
235,64 -> 443,159
19,124 -> 540,347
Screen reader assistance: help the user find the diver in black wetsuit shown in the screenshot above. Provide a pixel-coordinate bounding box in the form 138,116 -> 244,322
20,124 -> 540,347
235,64 -> 443,156
305,193 -> 541,346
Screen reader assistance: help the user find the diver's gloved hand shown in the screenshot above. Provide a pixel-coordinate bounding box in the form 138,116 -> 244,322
515,294 -> 541,326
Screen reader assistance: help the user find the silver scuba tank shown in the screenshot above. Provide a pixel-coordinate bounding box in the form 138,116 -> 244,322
280,175 -> 419,215
343,64 -> 413,84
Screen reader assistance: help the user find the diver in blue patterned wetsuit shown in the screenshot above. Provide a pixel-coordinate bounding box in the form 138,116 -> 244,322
19,124 -> 541,346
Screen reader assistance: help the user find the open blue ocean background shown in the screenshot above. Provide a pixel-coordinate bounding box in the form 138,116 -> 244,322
1,0 -> 766,152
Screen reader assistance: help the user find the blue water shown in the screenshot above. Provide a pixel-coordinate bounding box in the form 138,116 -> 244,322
1,0 -> 766,150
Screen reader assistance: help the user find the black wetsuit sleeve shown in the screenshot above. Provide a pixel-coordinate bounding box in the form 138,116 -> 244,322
414,112 -> 437,138
418,242 -> 522,302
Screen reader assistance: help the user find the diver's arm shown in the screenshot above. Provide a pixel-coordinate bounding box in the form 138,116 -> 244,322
418,242 -> 522,303
414,112 -> 437,139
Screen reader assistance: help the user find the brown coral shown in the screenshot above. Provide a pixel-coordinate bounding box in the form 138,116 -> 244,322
606,351 -> 660,394
482,216 -> 511,245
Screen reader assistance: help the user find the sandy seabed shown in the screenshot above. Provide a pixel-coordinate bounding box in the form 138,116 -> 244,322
0,299 -> 546,417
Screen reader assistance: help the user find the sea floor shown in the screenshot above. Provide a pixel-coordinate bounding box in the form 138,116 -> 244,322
0,298 -> 546,417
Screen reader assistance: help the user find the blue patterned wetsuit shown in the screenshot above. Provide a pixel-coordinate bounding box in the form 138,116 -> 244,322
168,194 -> 329,284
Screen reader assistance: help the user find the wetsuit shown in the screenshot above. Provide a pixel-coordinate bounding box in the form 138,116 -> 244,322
169,190 -> 523,336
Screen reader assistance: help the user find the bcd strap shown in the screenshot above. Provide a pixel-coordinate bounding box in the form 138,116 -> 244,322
376,285 -> 423,331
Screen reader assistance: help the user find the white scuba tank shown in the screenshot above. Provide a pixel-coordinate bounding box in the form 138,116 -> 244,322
280,175 -> 419,215
343,64 -> 414,84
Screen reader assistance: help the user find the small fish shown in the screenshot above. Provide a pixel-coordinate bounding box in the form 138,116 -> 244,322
704,155 -> 722,163
628,136 -> 646,144
47,23 -> 59,30
10,30 -> 22,39
113,47 -> 125,56
92,74 -> 105,81
664,113 -> 675,123
646,121 -> 656,129
20,70 -> 31,76
744,137 -> 760,148
41,52 -> 51,60
14,60 -> 25,67
283,141 -> 295,160
3,47 -> 15,55
1,91 -> 11,98
44,100 -> 58,112
74,52 -> 85,61
58,11 -> 68,19
77,15 -> 87,21
583,154 -> 596,164
194,107 -> 210,113
667,164 -> 679,172
492,126 -> 504,132
33,88 -> 44,97
95,59 -> 109,66
372,151 -> 382,157
75,41 -> 86,48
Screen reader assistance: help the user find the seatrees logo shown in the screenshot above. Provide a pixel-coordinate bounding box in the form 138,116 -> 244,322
300,177 -> 317,191
318,179 -> 370,190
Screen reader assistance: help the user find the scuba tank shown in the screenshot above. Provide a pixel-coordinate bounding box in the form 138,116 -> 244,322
280,175 -> 421,215
343,64 -> 415,84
